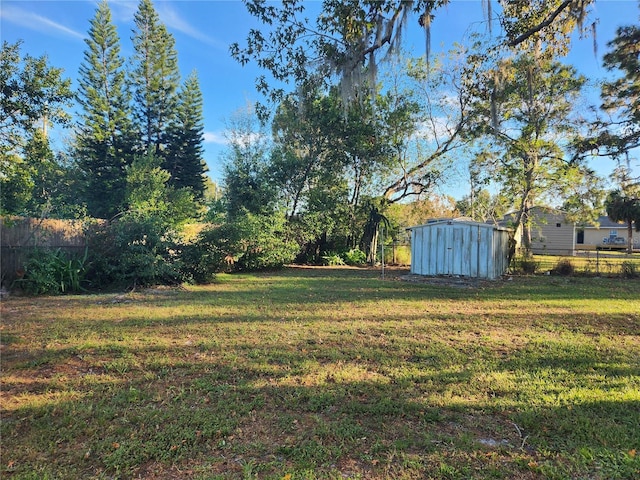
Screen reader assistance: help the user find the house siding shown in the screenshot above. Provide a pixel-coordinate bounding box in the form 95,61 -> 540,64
581,223 -> 640,249
528,211 -> 576,255
503,210 -> 639,255
504,208 -> 575,255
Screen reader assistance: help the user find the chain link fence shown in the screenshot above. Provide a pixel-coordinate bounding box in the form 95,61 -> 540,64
512,249 -> 640,277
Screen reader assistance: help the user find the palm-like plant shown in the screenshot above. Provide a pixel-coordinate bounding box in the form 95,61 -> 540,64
605,190 -> 640,254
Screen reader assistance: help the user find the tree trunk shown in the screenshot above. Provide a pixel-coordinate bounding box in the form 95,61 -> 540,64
368,229 -> 379,266
522,205 -> 533,254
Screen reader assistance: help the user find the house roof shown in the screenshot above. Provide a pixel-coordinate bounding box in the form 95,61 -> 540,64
495,206 -> 567,227
496,208 -> 635,230
583,215 -> 633,229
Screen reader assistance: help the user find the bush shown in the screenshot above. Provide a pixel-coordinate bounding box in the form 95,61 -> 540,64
233,212 -> 299,271
83,153 -> 199,289
86,215 -> 185,289
179,239 -> 219,284
552,258 -> 575,276
182,212 -> 299,279
342,248 -> 366,266
620,261 -> 638,278
514,255 -> 539,275
322,252 -> 345,266
180,223 -> 238,282
16,247 -> 89,295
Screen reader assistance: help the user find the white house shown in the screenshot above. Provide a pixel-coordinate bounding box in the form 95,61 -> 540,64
500,208 -> 639,254
578,216 -> 639,251
500,207 -> 576,255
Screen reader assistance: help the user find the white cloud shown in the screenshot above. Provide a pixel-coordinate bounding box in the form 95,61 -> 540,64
0,5 -> 84,39
104,1 -> 226,49
203,131 -> 228,145
108,0 -> 138,23
155,3 -> 226,49
204,130 -> 269,148
414,116 -> 455,142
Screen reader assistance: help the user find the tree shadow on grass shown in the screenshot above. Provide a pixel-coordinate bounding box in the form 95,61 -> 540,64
3,351 -> 639,479
3,307 -> 640,476
2,267 -> 639,477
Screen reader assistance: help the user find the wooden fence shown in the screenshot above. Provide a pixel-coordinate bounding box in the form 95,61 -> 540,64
1,217 -> 92,287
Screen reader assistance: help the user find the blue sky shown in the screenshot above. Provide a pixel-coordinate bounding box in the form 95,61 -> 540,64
1,0 -> 638,198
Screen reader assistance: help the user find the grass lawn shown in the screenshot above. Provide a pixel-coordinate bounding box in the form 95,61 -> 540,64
532,253 -> 640,276
1,267 -> 639,479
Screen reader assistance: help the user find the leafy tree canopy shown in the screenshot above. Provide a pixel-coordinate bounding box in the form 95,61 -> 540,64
465,52 -> 600,250
0,41 -> 73,154
606,189 -> 640,253
232,0 -> 596,116
1,41 -> 73,216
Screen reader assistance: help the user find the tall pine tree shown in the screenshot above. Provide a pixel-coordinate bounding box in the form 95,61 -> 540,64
600,11 -> 640,157
164,70 -> 207,201
130,0 -> 180,157
76,0 -> 134,219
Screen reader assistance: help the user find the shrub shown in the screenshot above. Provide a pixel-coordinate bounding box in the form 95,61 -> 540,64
342,248 -> 366,266
84,153 -> 199,289
179,240 -> 219,284
620,261 -> 638,278
552,258 -> 575,276
86,215 -> 185,289
514,255 -> 539,275
180,223 -> 238,282
233,212 -> 299,271
322,252 -> 345,266
183,212 -> 299,279
16,247 -> 90,295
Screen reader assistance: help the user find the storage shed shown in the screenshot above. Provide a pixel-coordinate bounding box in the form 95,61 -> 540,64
408,219 -> 512,280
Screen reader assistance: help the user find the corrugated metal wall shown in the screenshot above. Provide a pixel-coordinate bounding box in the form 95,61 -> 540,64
410,222 -> 510,280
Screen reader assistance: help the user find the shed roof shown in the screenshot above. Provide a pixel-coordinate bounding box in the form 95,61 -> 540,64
408,218 -> 512,232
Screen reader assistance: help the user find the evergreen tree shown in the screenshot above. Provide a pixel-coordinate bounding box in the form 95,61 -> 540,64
76,0 -> 134,219
599,10 -> 640,157
164,71 -> 207,201
130,0 -> 180,157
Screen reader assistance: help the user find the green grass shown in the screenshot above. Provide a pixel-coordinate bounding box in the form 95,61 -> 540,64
2,267 -> 639,479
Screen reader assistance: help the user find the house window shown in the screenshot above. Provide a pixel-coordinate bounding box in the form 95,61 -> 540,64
576,230 -> 584,244
556,223 -> 562,227
610,230 -> 618,237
